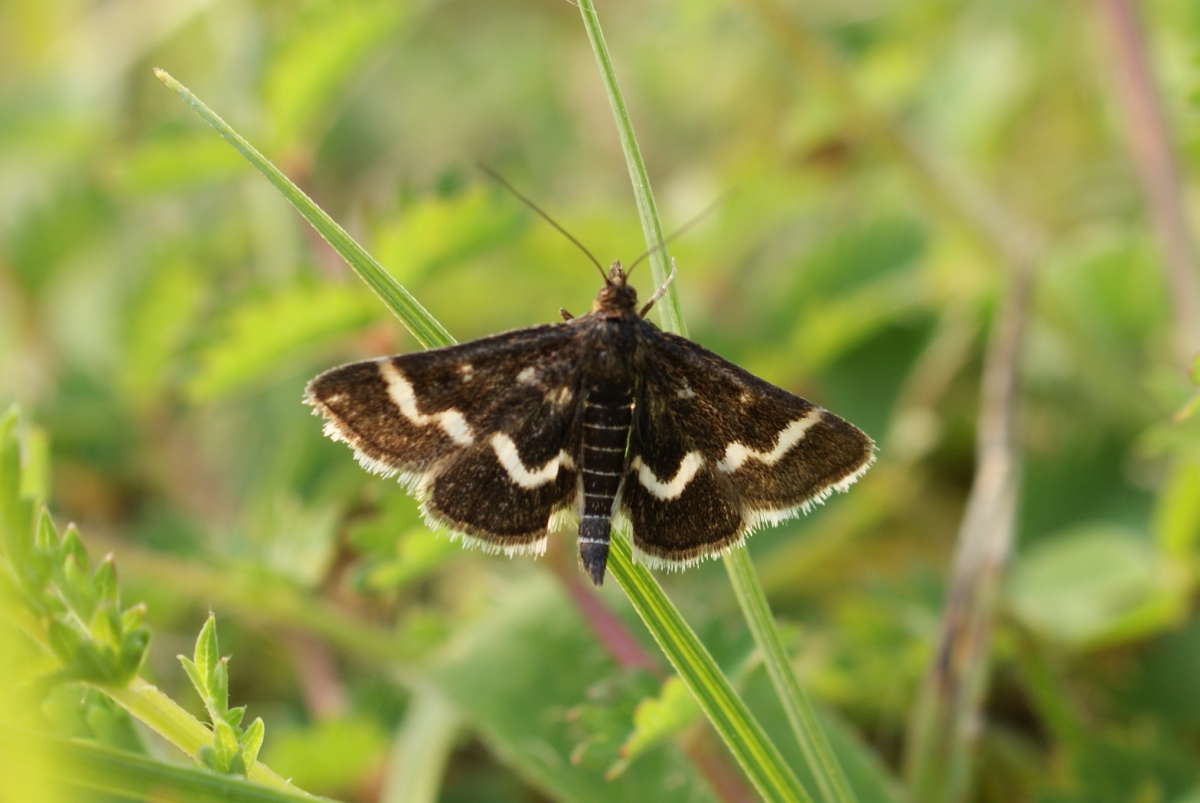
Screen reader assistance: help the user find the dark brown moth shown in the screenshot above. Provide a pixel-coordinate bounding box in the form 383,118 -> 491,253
305,262 -> 875,586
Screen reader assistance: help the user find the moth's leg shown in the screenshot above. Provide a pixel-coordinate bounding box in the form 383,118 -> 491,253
560,307 -> 574,321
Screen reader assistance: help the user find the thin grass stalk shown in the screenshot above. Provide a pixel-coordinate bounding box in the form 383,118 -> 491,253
1095,0 -> 1200,365
576,3 -> 856,801
904,265 -> 1032,802
157,67 -> 809,803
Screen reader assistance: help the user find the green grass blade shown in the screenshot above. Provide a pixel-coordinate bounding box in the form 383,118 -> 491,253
725,548 -> 856,803
608,539 -> 811,802
153,69 -> 455,351
575,1 -> 684,337
12,732 -> 335,803
577,2 -> 856,800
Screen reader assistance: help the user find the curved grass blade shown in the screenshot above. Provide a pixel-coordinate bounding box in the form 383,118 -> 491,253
153,69 -> 454,350
576,2 -> 856,800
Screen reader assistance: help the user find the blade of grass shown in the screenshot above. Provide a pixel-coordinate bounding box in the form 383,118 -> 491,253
575,2 -> 683,337
9,731 -> 335,803
380,689 -> 460,803
159,69 -> 808,802
153,69 -> 454,350
607,538 -> 810,802
576,3 -> 855,801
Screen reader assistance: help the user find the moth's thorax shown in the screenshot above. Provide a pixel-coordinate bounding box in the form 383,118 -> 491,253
591,260 -> 639,318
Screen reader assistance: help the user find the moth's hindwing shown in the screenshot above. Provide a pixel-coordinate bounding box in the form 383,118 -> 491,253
305,323 -> 583,556
620,327 -> 875,569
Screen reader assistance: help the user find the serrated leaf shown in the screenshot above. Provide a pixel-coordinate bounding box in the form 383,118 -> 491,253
93,555 -> 118,606
187,282 -> 378,401
193,614 -> 219,684
61,553 -> 95,619
87,605 -> 118,648
121,256 -> 207,404
212,657 -> 230,715
264,2 -> 408,147
121,603 -> 146,632
59,526 -> 88,574
34,507 -> 57,552
177,656 -> 206,698
214,719 -> 240,773
241,717 -> 266,769
117,629 -> 149,681
224,705 -> 246,729
610,675 -> 699,778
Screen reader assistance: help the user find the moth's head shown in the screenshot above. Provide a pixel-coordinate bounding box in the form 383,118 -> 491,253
593,260 -> 638,315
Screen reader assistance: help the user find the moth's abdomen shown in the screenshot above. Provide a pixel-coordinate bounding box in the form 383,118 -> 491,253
578,381 -> 633,585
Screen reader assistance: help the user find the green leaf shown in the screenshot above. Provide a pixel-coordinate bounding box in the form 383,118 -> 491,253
117,134 -> 246,193
214,719 -> 241,773
264,2 -> 409,147
611,675 -> 698,776
429,574 -> 718,803
1155,459 -> 1200,557
120,256 -> 207,403
225,705 -> 247,729
241,717 -> 266,771
178,656 -> 206,699
187,282 -> 379,401
193,614 -> 220,689
1008,526 -> 1189,647
93,555 -> 118,607
38,734 -> 330,803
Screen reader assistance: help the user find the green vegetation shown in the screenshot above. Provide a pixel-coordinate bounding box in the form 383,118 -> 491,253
2,1 -> 1199,802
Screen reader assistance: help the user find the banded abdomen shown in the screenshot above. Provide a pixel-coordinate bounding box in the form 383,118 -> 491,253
578,379 -> 633,584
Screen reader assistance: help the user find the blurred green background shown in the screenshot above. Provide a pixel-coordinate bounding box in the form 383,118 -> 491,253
3,0 -> 1200,801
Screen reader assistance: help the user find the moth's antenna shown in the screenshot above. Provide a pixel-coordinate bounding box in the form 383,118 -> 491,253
477,163 -> 607,282
625,192 -> 727,278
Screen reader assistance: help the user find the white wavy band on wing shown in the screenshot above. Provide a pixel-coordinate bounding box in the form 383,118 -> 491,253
490,432 -> 574,489
630,452 -> 704,500
378,359 -> 475,446
716,408 -> 824,473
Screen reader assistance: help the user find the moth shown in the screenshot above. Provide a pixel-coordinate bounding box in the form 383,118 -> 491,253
305,261 -> 875,586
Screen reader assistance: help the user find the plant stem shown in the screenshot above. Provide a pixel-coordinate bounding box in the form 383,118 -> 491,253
575,1 -> 684,336
16,732 -> 331,803
97,677 -> 304,794
725,548 -> 855,803
578,3 -> 854,800
904,265 -> 1033,802
1095,0 -> 1200,366
607,537 -> 811,802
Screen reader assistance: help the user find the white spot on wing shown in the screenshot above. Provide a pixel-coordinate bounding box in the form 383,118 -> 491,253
717,408 -> 823,473
459,363 -> 474,380
675,379 -> 695,400
378,359 -> 475,446
631,452 -> 704,500
516,366 -> 538,385
490,433 -> 572,489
